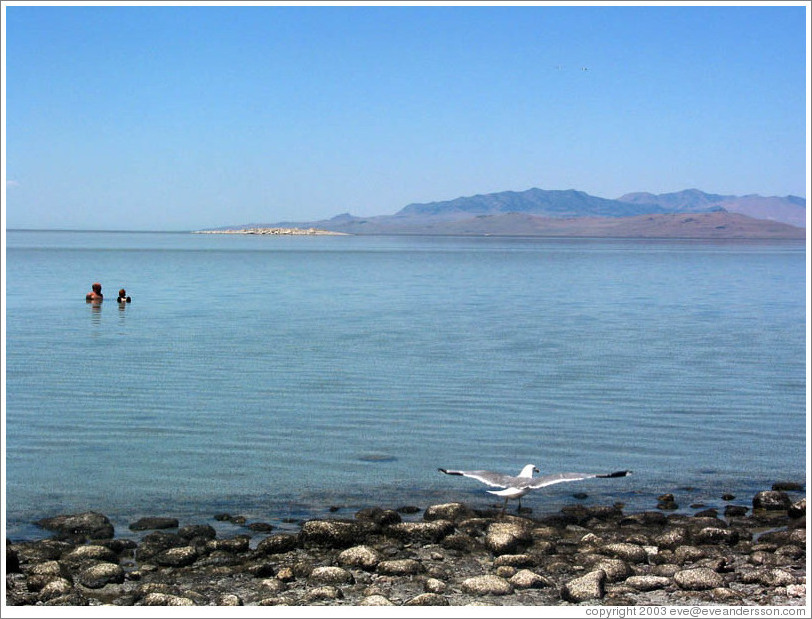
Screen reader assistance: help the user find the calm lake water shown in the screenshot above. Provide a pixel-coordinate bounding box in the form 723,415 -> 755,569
4,230 -> 808,540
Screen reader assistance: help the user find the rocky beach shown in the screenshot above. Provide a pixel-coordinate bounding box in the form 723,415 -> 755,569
4,487 -> 807,609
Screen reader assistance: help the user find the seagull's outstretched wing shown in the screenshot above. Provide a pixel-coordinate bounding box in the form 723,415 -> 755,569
438,468 -> 517,489
526,470 -> 631,490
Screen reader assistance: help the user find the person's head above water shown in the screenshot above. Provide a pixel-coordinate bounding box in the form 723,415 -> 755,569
118,288 -> 126,298
86,282 -> 103,301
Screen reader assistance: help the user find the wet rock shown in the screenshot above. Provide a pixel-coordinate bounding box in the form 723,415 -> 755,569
337,545 -> 382,570
485,520 -> 533,555
753,491 -> 791,511
60,544 -> 119,568
142,592 -> 195,606
493,553 -> 539,568
601,542 -> 648,563
304,586 -> 344,602
359,594 -> 395,605
255,533 -> 298,555
355,507 -> 401,526
440,532 -> 478,552
693,527 -> 740,546
386,520 -> 455,544
129,517 -> 179,531
155,546 -> 198,568
247,522 -> 274,532
259,578 -> 287,594
654,527 -> 688,550
657,494 -> 678,511
724,505 -> 748,518
178,524 -> 216,540
206,535 -> 250,554
405,592 -> 449,605
760,568 -> 797,587
674,567 -> 725,590
788,498 -> 806,519
38,578 -> 73,602
26,561 -> 69,591
509,569 -> 552,589
376,559 -> 423,576
561,569 -> 606,602
35,512 -> 114,540
77,562 -> 125,588
586,557 -> 633,583
423,502 -> 475,522
309,566 -> 354,585
461,574 -> 514,596
674,545 -> 706,564
300,519 -> 368,548
217,593 -> 243,605
625,575 -> 672,591
772,482 -> 804,492
424,577 -> 447,593
6,542 -> 21,573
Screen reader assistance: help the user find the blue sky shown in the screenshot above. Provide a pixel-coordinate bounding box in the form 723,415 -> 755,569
3,2 -> 809,231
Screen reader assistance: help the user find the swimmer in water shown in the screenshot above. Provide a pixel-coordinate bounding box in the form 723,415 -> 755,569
117,288 -> 132,303
86,282 -> 103,302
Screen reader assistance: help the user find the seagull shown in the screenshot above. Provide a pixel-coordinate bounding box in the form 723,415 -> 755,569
438,464 -> 630,513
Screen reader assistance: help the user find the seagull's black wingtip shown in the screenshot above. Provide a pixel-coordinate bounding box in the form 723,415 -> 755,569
599,470 -> 631,478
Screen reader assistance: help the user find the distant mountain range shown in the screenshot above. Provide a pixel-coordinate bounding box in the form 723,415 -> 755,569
212,188 -> 806,238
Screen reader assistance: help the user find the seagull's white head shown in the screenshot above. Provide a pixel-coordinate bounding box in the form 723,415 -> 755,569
518,464 -> 540,478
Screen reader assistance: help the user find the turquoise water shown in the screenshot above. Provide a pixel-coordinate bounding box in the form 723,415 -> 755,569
4,231 -> 807,540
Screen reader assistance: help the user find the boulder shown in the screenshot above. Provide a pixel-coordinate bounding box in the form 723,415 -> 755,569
509,569 -> 552,589
255,533 -> 298,555
423,502 -> 475,522
77,562 -> 125,589
625,575 -> 672,591
300,520 -> 368,548
35,512 -> 114,539
405,593 -> 450,605
485,520 -> 533,555
129,517 -> 179,531
753,491 -> 791,511
337,545 -> 382,570
561,570 -> 606,602
178,524 -> 216,540
309,566 -> 354,585
359,594 -> 395,606
461,574 -> 514,596
154,546 -> 198,568
376,559 -> 423,576
693,527 -> 740,546
674,568 -> 725,590
600,542 -> 648,563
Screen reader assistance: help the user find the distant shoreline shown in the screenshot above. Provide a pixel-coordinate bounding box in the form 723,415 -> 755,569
193,227 -> 350,236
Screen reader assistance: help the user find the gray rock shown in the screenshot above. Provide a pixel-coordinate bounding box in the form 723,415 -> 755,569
155,546 -> 198,567
304,586 -> 344,602
601,542 -> 648,563
674,545 -> 706,564
217,593 -> 243,606
724,505 -> 749,517
37,578 -> 73,602
376,559 -> 423,576
587,557 -> 633,583
178,524 -> 216,540
753,491 -> 791,511
386,520 -> 455,544
35,512 -> 114,539
142,592 -> 195,606
625,575 -> 672,591
493,553 -> 539,568
424,578 -> 447,593
309,566 -> 355,585
206,535 -> 250,553
77,562 -> 125,589
693,527 -> 740,546
354,507 -> 402,526
405,592 -> 450,605
26,560 -> 69,591
461,574 -> 514,596
129,517 -> 179,531
674,567 -> 725,590
423,502 -> 475,522
788,498 -> 806,519
561,570 -> 606,602
300,519 -> 367,548
509,569 -> 552,589
654,527 -> 688,549
259,578 -> 287,594
255,533 -> 298,555
337,545 -> 382,570
760,568 -> 797,587
485,520 -> 533,555
359,594 -> 395,606
60,544 -> 119,568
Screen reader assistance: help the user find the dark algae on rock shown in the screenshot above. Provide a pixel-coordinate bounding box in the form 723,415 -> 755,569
5,489 -> 807,607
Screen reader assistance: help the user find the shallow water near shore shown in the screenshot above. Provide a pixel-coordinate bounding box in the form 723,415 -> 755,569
4,230 -> 807,541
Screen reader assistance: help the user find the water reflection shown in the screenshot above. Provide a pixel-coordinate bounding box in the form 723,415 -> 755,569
87,299 -> 103,326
